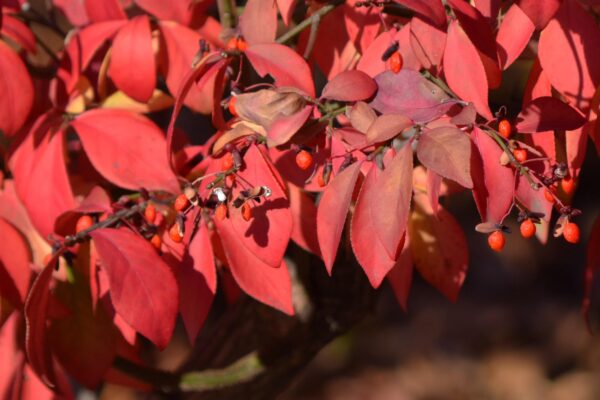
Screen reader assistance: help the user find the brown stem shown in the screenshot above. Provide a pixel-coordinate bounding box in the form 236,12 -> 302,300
276,0 -> 344,44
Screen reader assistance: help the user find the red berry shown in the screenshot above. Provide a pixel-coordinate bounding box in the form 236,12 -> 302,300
561,177 -> 575,195
236,38 -> 248,51
498,120 -> 512,139
150,234 -> 162,250
144,203 -> 157,224
222,152 -> 235,170
389,52 -> 403,74
513,148 -> 527,163
241,202 -> 252,221
520,219 -> 536,239
488,230 -> 505,252
544,188 -> 556,203
174,194 -> 190,212
295,150 -> 313,170
563,222 -> 580,244
169,224 -> 183,243
215,203 -> 228,221
76,215 -> 94,233
228,96 -> 237,116
226,37 -> 238,50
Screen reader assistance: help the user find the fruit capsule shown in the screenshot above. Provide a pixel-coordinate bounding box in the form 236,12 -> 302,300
76,215 -> 94,233
241,202 -> 252,221
389,51 -> 403,74
169,224 -> 183,243
520,219 -> 536,239
144,203 -> 157,224
174,194 -> 190,212
563,222 -> 580,244
498,120 -> 512,138
295,150 -> 313,170
488,230 -> 505,252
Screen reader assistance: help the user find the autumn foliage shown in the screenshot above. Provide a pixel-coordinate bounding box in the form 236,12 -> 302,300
1,0 -> 600,397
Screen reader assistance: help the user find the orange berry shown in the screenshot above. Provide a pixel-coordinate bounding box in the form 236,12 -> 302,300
241,202 -> 252,221
144,203 -> 157,224
488,230 -> 505,252
295,150 -> 313,170
174,194 -> 190,212
544,188 -> 556,203
563,222 -> 580,244
76,215 -> 94,233
561,177 -> 575,195
389,51 -> 403,74
228,96 -> 237,116
520,219 -> 536,239
150,234 -> 162,250
513,148 -> 527,163
169,224 -> 183,243
236,38 -> 248,51
226,37 -> 238,50
498,119 -> 512,139
222,152 -> 235,170
215,203 -> 228,221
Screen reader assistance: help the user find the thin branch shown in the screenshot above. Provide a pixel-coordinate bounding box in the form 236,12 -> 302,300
303,14 -> 322,59
276,0 -> 344,44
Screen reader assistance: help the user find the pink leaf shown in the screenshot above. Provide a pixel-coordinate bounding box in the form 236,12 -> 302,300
90,228 -> 178,349
365,114 -> 413,145
538,0 -> 600,112
516,96 -> 586,133
372,144 -> 414,260
416,126 -> 473,188
370,70 -> 458,123
321,70 -> 377,102
496,4 -> 535,70
71,109 -> 180,193
289,185 -> 320,256
109,15 -> 156,102
0,13 -> 36,53
0,218 -> 31,307
386,234 -> 413,312
276,0 -> 297,25
215,221 -> 294,315
0,41 -> 33,136
179,221 -> 216,344
426,169 -> 442,215
135,0 -> 206,26
409,194 -> 468,302
471,127 -> 514,223
518,0 -> 561,30
239,0 -> 278,45
245,43 -> 315,96
351,165 -> 398,288
357,26 -> 421,77
317,161 -> 363,273
267,105 -> 313,147
444,20 -> 493,120
78,20 -> 127,71
409,16 -> 446,69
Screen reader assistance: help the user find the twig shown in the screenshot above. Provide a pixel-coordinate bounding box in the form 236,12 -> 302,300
217,0 -> 237,36
303,14 -> 322,59
276,0 -> 344,44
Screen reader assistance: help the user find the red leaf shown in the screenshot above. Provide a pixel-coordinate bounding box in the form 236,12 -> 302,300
317,161 -> 363,273
215,221 -> 294,315
566,126 -> 587,178
357,26 -> 421,76
84,0 -> 127,22
71,109 -> 180,193
393,0 -> 446,27
0,41 -> 34,136
78,21 -> 127,71
426,169 -> 442,215
584,214 -> 600,329
267,105 -> 313,147
516,168 -> 553,224
179,221 -> 216,344
496,4 -> 535,70
53,0 -> 89,26
321,70 -> 377,102
475,0 -> 502,26
222,145 -> 292,268
135,0 -> 207,26
365,114 -> 413,145
370,70 -> 458,123
109,15 -> 156,102
10,115 -> 76,239
245,43 -> 315,96
239,0 -> 278,45
447,0 -> 501,88
1,13 -> 36,53
351,165 -> 397,288
386,234 -> 413,312
409,193 -> 468,302
24,262 -> 57,389
416,126 -> 473,188
0,218 -> 32,307
538,0 -> 600,111
471,127 -> 514,223
90,228 -> 178,349
516,96 -> 586,132
289,185 -> 320,256
444,20 -> 493,120
518,0 -> 561,30
276,0 -> 297,25
372,144 -> 414,260
409,16 -> 446,69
